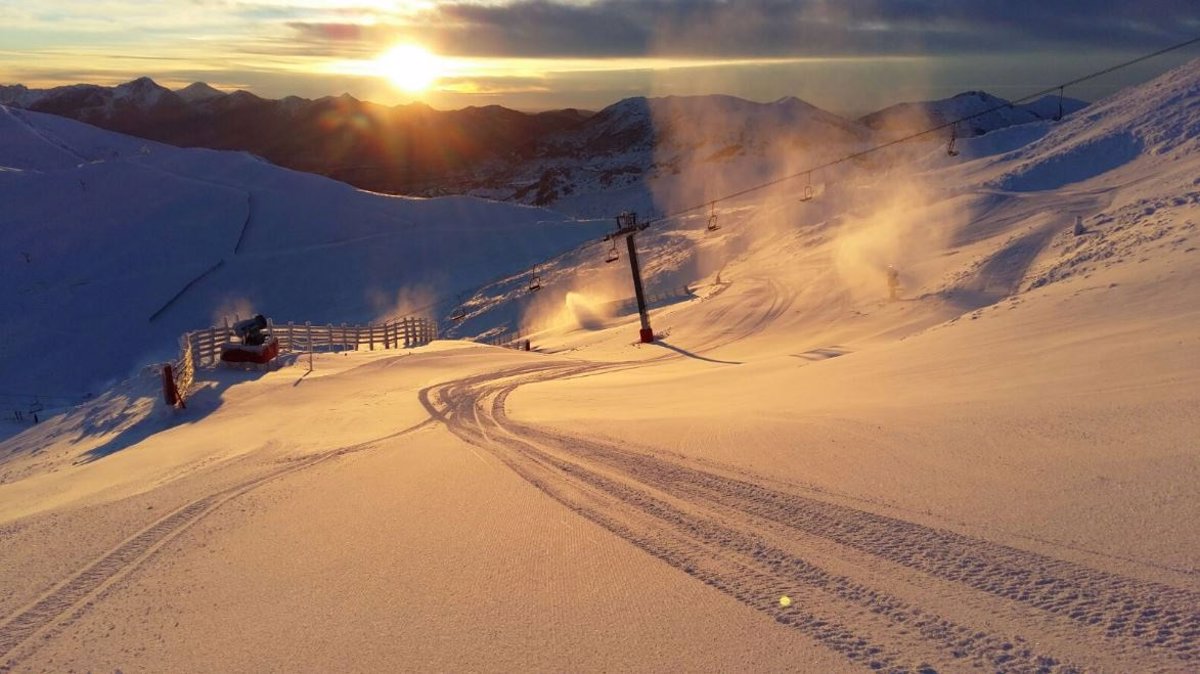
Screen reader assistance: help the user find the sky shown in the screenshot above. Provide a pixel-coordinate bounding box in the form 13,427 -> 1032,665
1,1 -> 1198,115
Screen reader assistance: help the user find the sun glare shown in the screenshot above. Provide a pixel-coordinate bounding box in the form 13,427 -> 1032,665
378,44 -> 444,93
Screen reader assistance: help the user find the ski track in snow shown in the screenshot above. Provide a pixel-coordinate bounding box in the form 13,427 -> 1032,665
0,417 -> 437,670
418,360 -> 1198,674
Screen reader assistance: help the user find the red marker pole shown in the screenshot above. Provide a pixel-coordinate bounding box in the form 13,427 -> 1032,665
161,364 -> 180,408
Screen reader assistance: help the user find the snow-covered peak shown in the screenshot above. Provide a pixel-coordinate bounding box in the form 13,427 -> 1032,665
1019,94 -> 1089,121
177,81 -> 226,103
278,95 -> 308,114
577,94 -> 869,154
226,90 -> 263,104
862,90 -> 1042,137
112,77 -> 173,107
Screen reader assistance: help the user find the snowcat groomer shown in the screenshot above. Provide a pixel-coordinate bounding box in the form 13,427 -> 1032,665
220,314 -> 279,365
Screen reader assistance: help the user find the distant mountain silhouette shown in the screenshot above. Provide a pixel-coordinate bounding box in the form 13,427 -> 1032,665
1,79 -> 1086,204
0,78 -> 592,194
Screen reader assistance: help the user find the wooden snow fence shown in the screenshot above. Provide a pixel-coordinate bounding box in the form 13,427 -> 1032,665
267,317 -> 437,355
166,315 -> 437,406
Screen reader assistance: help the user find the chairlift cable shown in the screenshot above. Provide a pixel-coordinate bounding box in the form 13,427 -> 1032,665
391,35 -> 1200,329
643,34 -> 1200,227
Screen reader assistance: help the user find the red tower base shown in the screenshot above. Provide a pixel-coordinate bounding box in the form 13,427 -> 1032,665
639,327 -> 654,343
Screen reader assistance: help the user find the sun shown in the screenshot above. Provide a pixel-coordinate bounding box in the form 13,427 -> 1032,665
377,44 -> 444,93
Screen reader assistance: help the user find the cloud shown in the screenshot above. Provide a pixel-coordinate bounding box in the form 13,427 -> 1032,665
278,0 -> 1200,60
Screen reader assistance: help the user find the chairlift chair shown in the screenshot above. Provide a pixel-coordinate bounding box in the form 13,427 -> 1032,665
1053,87 -> 1065,122
947,124 -> 961,157
449,307 -> 467,321
528,274 -> 543,292
604,241 -> 620,263
800,173 -> 814,202
706,203 -> 720,231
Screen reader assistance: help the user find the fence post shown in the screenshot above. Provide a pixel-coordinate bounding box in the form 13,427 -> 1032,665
368,323 -> 374,351
306,321 -> 313,370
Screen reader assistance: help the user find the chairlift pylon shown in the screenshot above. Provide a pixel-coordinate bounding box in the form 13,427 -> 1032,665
706,202 -> 720,231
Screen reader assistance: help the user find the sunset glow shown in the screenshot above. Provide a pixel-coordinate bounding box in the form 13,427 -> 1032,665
377,44 -> 444,93
0,1 -> 1193,110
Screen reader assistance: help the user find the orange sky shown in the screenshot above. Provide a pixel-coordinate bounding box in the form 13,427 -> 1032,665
1,1 -> 1196,113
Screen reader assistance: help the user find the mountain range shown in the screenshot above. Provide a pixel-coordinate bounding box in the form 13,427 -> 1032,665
0,78 -> 1087,206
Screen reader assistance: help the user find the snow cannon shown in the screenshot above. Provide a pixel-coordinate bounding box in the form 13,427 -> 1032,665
220,314 -> 280,365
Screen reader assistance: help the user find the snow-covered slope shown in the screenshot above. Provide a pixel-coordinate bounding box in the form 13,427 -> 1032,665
0,106 -> 606,395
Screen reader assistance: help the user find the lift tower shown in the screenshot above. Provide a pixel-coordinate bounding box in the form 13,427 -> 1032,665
606,211 -> 654,343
